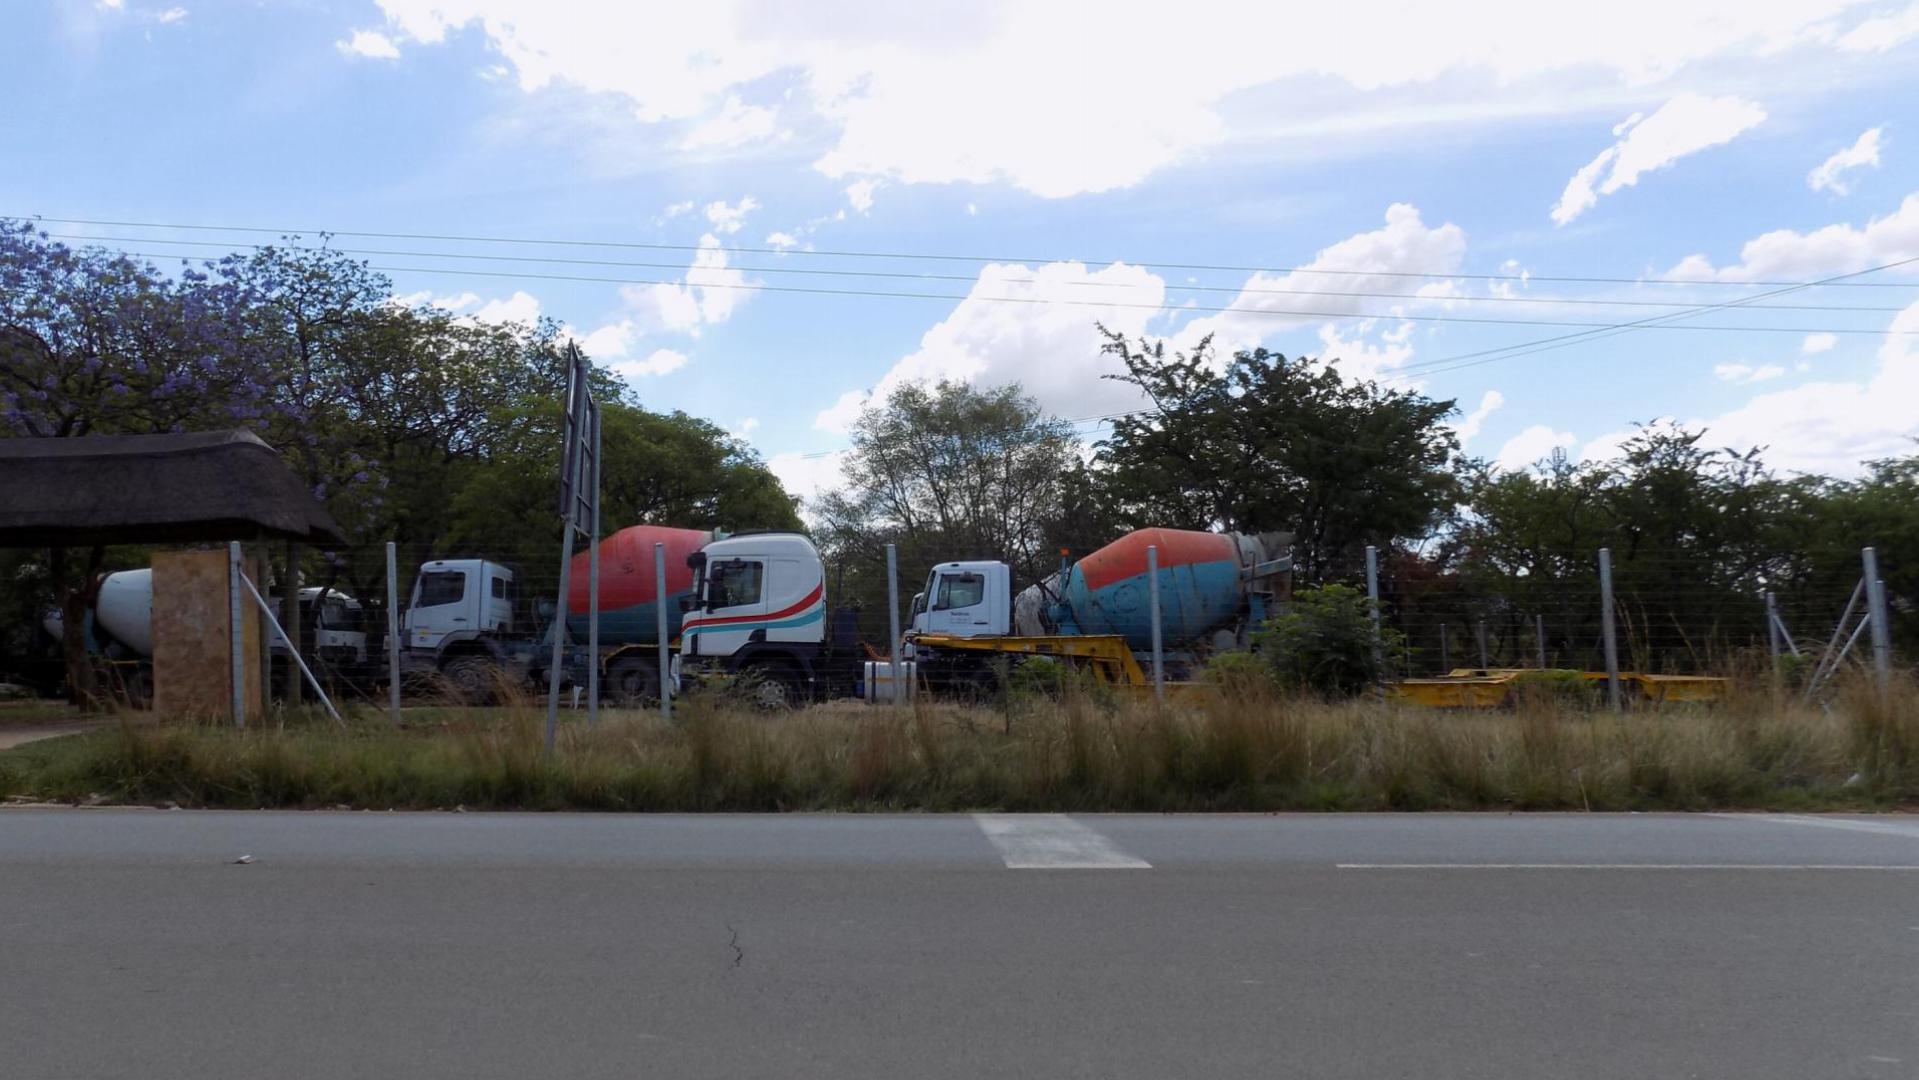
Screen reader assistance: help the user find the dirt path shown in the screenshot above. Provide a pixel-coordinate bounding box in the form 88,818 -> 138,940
0,719 -> 116,750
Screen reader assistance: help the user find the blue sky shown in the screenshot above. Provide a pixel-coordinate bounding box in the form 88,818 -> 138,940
6,0 -> 1919,499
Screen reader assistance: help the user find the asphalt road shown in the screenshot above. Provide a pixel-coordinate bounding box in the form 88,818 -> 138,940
3,810 -> 1917,1080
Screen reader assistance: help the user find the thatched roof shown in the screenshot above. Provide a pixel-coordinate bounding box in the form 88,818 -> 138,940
0,430 -> 346,547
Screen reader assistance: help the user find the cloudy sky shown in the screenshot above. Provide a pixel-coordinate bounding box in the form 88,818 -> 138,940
7,1 -> 1919,497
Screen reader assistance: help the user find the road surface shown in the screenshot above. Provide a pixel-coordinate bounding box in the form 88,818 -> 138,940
3,809 -> 1917,1079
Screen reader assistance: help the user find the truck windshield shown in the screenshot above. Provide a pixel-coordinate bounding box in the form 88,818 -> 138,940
935,572 -> 985,610
417,571 -> 464,607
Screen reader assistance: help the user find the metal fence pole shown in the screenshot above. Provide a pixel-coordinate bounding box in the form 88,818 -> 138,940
1147,544 -> 1165,701
1764,590 -> 1783,683
1863,547 -> 1893,699
1534,614 -> 1547,669
1598,547 -> 1622,710
228,541 -> 246,729
544,530 -> 574,755
1364,545 -> 1382,670
237,570 -> 343,728
586,411 -> 602,729
282,542 -> 302,706
385,541 -> 401,726
655,541 -> 672,722
886,543 -> 902,704
1475,619 -> 1489,670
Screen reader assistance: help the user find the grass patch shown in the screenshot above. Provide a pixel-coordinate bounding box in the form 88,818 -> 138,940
3,678 -> 1916,812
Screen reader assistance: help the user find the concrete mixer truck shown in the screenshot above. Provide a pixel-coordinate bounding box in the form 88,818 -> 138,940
900,527 -> 1292,696
400,526 -> 863,706
399,525 -> 718,703
41,568 -> 369,703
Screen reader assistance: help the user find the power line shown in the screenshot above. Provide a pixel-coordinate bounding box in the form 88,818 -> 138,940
1400,253 -> 1919,377
89,246 -> 1919,337
22,213 -> 1919,288
34,232 -> 1916,314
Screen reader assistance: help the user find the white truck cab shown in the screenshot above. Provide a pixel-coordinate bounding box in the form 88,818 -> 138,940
912,561 -> 1012,638
680,533 -> 826,659
270,587 -> 369,664
403,559 -> 517,653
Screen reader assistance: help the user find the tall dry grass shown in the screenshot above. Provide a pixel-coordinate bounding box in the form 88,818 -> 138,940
4,673 -> 1916,812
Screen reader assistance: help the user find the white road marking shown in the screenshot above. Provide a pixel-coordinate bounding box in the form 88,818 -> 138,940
1337,863 -> 1919,871
973,814 -> 1150,869
1714,813 -> 1919,839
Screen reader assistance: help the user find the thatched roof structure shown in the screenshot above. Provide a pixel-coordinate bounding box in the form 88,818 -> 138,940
0,430 -> 345,547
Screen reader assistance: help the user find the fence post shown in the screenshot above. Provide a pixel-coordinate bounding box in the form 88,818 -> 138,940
544,529 -> 574,755
228,541 -> 246,729
586,415 -> 602,729
1764,591 -> 1782,683
1475,619 -> 1489,670
1438,622 -> 1449,675
1535,614 -> 1547,669
1147,544 -> 1165,701
886,543 -> 902,704
1364,545 -> 1382,678
385,541 -> 402,726
282,542 -> 302,706
1598,547 -> 1621,710
655,541 -> 672,722
1863,547 -> 1893,700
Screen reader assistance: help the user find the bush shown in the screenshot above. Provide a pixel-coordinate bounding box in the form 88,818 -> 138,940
1254,584 -> 1406,697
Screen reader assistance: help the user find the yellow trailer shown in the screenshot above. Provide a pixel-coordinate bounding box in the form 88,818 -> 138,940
1394,668 -> 1728,708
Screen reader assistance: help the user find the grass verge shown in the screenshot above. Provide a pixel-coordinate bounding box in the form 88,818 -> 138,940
3,679 -> 1916,812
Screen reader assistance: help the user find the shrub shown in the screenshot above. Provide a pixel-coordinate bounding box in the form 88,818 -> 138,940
1254,584 -> 1407,697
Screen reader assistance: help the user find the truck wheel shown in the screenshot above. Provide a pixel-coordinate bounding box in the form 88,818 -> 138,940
443,655 -> 500,704
741,663 -> 801,711
605,656 -> 661,707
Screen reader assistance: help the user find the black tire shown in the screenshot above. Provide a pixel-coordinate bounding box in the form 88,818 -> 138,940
605,655 -> 662,707
442,654 -> 501,704
740,662 -> 802,711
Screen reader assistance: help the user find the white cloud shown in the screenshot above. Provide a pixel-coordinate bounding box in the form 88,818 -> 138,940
624,233 -> 752,333
339,29 -> 401,59
1807,126 -> 1885,195
1713,361 -> 1786,383
611,348 -> 689,380
1495,425 -> 1577,470
468,290 -> 540,324
353,1 -> 1888,199
681,96 -> 779,149
1551,94 -> 1767,224
1453,390 -> 1505,445
703,196 -> 758,235
1177,202 -> 1465,360
1803,332 -> 1838,354
660,200 -> 695,219
845,178 -> 880,214
1836,3 -> 1919,51
766,449 -> 848,503
157,6 -> 187,22
1673,298 -> 1919,474
1666,190 -> 1919,280
813,259 -> 1167,433
765,231 -> 800,250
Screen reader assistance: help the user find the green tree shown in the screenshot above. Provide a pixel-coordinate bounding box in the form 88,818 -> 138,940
1090,327 -> 1462,578
814,380 -> 1077,634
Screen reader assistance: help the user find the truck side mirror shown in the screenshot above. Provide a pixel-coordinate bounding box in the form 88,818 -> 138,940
535,598 -> 556,620
677,595 -> 697,614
